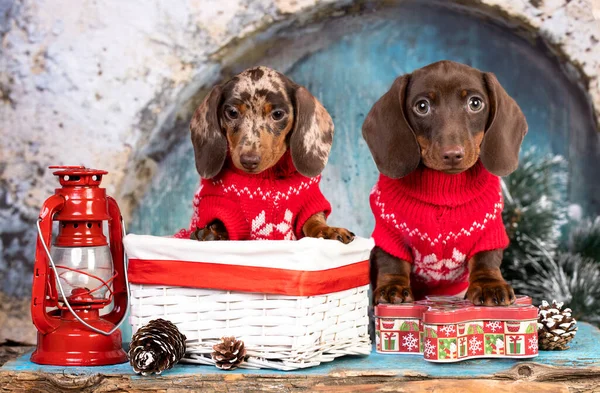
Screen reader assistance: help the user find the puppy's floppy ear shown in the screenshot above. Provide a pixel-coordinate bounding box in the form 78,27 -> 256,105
289,86 -> 334,177
481,73 -> 528,176
362,75 -> 420,178
190,85 -> 227,179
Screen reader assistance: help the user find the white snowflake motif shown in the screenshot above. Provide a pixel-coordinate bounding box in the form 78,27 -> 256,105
485,321 -> 503,333
251,209 -> 296,240
528,336 -> 538,352
216,177 -> 320,205
439,324 -> 456,337
371,186 -> 503,246
424,339 -> 436,358
412,248 -> 468,284
402,333 -> 418,352
187,184 -> 204,230
469,336 -> 482,353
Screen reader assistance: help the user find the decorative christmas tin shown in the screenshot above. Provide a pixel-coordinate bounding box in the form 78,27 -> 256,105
375,296 -> 538,362
375,302 -> 426,354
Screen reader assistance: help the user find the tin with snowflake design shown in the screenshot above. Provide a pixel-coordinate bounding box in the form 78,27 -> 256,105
375,295 -> 538,362
422,296 -> 538,362
375,303 -> 426,354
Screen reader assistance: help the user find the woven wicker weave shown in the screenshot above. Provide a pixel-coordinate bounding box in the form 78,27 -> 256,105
125,235 -> 373,370
129,285 -> 371,370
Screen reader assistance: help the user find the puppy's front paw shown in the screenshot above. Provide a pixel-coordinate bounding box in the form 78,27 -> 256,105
373,283 -> 413,305
314,226 -> 355,244
466,279 -> 515,306
190,221 -> 229,241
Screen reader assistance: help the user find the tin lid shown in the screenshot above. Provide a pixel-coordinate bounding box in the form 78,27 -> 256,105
374,295 -> 535,321
515,295 -> 533,305
374,303 -> 427,319
423,304 -> 538,324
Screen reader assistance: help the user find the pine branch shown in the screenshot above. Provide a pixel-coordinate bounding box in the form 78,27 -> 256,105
501,149 -> 568,281
512,252 -> 600,324
567,216 -> 600,262
499,149 -> 600,324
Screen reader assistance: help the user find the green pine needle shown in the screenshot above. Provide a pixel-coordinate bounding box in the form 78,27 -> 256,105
514,253 -> 600,324
501,149 -> 568,280
568,216 -> 600,263
499,149 -> 600,324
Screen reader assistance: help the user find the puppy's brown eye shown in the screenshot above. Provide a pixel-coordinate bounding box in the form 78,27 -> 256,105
414,100 -> 430,115
468,97 -> 484,112
225,106 -> 239,120
271,110 -> 285,121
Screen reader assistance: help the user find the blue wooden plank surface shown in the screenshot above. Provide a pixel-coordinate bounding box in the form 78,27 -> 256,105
3,322 -> 598,378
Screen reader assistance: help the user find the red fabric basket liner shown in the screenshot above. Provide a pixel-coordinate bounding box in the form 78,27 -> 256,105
125,234 -> 372,297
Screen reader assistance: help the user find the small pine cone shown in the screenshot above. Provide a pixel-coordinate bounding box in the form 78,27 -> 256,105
128,318 -> 187,375
211,336 -> 246,370
538,300 -> 578,350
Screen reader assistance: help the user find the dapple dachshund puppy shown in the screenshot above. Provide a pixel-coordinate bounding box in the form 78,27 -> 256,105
177,66 -> 354,244
363,60 -> 527,306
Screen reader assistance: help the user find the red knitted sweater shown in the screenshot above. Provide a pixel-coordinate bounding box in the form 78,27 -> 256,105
370,160 -> 509,299
175,151 -> 331,241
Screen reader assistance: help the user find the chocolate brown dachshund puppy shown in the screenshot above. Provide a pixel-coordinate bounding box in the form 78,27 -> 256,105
363,61 -> 527,306
186,66 -> 354,244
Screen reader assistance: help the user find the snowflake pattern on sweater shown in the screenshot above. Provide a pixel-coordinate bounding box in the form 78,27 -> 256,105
413,248 -> 467,285
176,152 -> 331,241
370,160 -> 509,298
251,209 -> 296,240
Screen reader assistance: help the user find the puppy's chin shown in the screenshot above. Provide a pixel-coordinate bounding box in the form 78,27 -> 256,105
238,167 -> 262,174
231,157 -> 279,175
421,159 -> 478,175
231,161 -> 265,174
441,168 -> 468,175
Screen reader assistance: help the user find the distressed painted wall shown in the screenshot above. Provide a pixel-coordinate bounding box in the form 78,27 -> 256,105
1,0 -> 599,344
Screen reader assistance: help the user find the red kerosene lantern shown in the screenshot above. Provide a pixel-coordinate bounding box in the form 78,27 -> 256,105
31,166 -> 129,366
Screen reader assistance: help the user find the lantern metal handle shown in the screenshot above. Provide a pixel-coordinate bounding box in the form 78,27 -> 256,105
36,219 -> 131,336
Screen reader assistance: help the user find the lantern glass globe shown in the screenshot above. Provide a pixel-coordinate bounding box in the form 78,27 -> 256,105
51,245 -> 114,301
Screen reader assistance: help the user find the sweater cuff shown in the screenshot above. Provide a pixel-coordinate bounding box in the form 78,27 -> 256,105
195,195 -> 250,240
372,222 -> 413,263
294,187 -> 332,239
173,229 -> 192,239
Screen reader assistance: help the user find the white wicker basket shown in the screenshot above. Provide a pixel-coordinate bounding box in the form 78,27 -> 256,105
124,234 -> 373,370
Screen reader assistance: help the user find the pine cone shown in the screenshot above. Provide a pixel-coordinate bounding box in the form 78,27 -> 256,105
128,318 -> 187,375
211,336 -> 246,370
538,300 -> 578,350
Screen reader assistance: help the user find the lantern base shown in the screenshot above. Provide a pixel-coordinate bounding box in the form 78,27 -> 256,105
31,309 -> 127,366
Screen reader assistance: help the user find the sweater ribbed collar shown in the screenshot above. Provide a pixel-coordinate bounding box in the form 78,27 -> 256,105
390,160 -> 498,206
225,150 -> 301,180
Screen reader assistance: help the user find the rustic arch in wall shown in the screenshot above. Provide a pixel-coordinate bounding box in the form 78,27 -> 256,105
125,0 -> 599,238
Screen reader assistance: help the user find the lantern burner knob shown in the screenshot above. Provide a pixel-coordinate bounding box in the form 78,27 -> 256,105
67,287 -> 95,304
61,284 -> 112,309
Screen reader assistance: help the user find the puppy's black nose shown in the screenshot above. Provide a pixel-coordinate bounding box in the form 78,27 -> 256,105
240,154 -> 261,170
442,146 -> 464,166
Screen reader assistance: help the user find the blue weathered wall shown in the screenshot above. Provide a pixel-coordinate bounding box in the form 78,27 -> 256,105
130,3 -> 599,238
